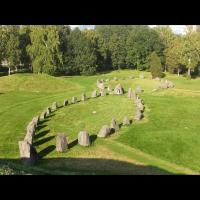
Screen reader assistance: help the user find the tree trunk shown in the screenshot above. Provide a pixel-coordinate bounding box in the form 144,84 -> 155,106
177,68 -> 180,76
164,64 -> 167,72
188,68 -> 191,76
8,67 -> 11,76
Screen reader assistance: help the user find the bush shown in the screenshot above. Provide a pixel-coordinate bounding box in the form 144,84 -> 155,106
149,52 -> 164,78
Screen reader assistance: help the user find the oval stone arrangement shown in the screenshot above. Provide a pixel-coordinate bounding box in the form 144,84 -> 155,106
19,75 -> 170,165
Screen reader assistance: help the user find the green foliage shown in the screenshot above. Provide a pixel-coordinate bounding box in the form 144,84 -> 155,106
149,52 -> 164,78
27,25 -> 63,75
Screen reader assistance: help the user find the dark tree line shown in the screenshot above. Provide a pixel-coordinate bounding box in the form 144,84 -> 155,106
0,25 -> 200,78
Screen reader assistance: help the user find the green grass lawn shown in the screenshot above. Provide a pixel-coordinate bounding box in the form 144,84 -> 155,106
0,70 -> 200,174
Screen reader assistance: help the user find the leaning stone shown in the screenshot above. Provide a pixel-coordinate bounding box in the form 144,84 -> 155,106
56,133 -> 68,152
98,125 -> 110,138
71,96 -> 77,104
81,93 -> 87,101
63,99 -> 68,106
134,110 -> 143,121
130,91 -> 137,100
114,84 -> 124,95
110,118 -> 120,131
92,90 -> 98,98
78,131 -> 90,146
52,102 -> 58,111
135,85 -> 142,93
123,116 -> 130,125
18,140 -> 37,165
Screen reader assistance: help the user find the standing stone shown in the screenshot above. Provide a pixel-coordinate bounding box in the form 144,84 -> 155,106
52,102 -> 58,111
100,89 -> 106,96
32,116 -> 39,128
123,116 -> 130,125
130,90 -> 137,100
63,99 -> 68,106
110,118 -> 120,131
134,110 -> 143,120
139,74 -> 144,79
127,88 -> 132,98
98,125 -> 110,138
71,96 -> 77,104
135,85 -> 142,93
114,84 -> 124,95
18,141 -> 37,165
137,103 -> 144,112
91,90 -> 98,98
78,131 -> 90,146
56,133 -> 68,152
81,93 -> 87,101
46,107 -> 51,115
40,111 -> 46,121
97,80 -> 105,90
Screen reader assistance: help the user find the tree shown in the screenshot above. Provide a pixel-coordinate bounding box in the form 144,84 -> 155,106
149,52 -> 164,78
27,25 -> 63,75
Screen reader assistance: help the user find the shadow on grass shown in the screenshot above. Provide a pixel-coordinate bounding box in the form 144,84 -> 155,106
35,130 -> 50,140
38,145 -> 56,158
34,136 -> 55,146
68,139 -> 78,149
90,134 -> 97,144
36,125 -> 47,132
0,157 -> 179,175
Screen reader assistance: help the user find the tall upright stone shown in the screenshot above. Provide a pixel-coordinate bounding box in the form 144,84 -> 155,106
97,80 -> 105,90
78,131 -> 90,146
110,118 -> 120,131
71,96 -> 77,104
127,88 -> 132,98
98,125 -> 110,138
32,116 -> 39,128
18,141 -> 37,165
40,111 -> 46,121
81,93 -> 87,101
56,133 -> 68,152
134,109 -> 143,121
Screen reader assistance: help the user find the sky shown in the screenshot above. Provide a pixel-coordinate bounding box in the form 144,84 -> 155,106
69,25 -> 187,34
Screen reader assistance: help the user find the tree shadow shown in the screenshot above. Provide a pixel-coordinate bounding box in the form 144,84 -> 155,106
68,139 -> 78,149
38,145 -> 56,158
34,129 -> 50,140
34,136 -> 55,146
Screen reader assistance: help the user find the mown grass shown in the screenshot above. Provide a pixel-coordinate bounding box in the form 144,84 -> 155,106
0,70 -> 200,174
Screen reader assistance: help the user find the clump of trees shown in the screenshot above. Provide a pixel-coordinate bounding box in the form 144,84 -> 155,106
1,25 -> 200,78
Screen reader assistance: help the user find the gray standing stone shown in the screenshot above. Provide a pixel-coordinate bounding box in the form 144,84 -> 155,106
98,125 -> 110,138
25,123 -> 35,145
63,99 -> 68,106
100,89 -> 106,96
46,107 -> 51,115
91,90 -> 98,98
32,116 -> 39,128
52,102 -> 58,111
18,140 -> 37,165
97,80 -> 105,90
123,116 -> 130,125
134,110 -> 143,120
114,84 -> 124,95
127,88 -> 132,98
71,96 -> 77,104
81,93 -> 87,101
56,133 -> 68,152
78,131 -> 90,146
40,111 -> 46,121
135,85 -> 142,93
137,103 -> 144,112
110,118 -> 120,131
